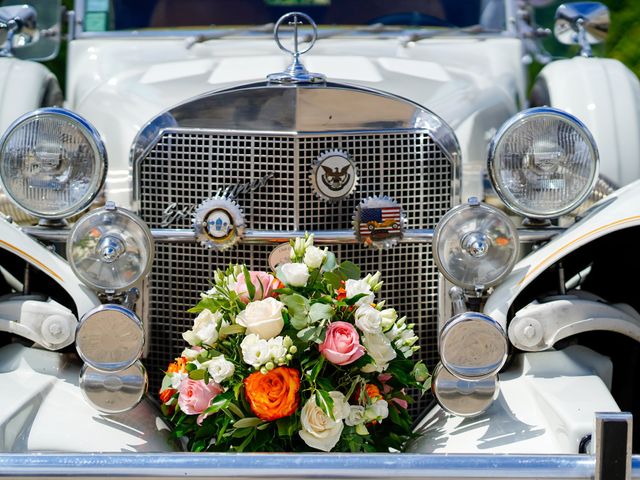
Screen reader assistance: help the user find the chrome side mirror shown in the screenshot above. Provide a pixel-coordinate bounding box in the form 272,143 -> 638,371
0,5 -> 38,56
554,2 -> 609,57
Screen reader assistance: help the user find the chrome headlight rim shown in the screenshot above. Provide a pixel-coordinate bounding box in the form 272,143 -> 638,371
487,106 -> 599,219
0,107 -> 108,219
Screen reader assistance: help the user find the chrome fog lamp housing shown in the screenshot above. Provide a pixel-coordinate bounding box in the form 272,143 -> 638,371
80,361 -> 148,414
433,199 -> 519,291
432,363 -> 499,417
0,108 -> 107,219
67,202 -> 154,293
488,107 -> 598,219
76,304 -> 144,372
439,311 -> 508,380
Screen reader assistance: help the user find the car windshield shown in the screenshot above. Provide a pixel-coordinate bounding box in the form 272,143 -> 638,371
80,0 -> 507,33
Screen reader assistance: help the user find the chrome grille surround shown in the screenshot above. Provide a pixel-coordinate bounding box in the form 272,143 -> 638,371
133,82 -> 460,415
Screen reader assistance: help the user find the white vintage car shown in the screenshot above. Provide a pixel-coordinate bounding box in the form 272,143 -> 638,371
0,0 -> 639,477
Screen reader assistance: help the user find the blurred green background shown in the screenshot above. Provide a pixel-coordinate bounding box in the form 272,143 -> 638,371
44,0 -> 640,93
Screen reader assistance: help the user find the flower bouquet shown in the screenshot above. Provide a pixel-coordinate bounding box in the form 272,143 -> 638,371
159,235 -> 431,452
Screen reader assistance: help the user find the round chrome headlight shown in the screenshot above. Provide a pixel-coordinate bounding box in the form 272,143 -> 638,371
432,363 -> 499,417
433,199 -> 519,290
488,107 -> 598,218
0,108 -> 107,219
76,304 -> 144,372
80,361 -> 148,414
67,203 -> 154,292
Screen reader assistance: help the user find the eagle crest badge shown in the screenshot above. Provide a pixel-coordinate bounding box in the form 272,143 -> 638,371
311,150 -> 358,201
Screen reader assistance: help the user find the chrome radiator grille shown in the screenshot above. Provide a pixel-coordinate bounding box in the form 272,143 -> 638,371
139,130 -> 453,414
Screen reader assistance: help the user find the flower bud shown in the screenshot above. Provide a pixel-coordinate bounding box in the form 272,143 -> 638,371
285,354 -> 293,361
289,345 -> 298,354
283,336 -> 293,348
265,361 -> 275,370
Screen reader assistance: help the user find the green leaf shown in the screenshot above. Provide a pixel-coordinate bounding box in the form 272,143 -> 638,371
309,303 -> 332,322
339,261 -> 361,280
281,293 -> 310,329
233,417 -> 264,429
243,265 -> 256,301
189,369 -> 206,380
201,390 -> 233,416
231,427 -> 253,438
345,293 -> 367,306
276,416 -> 298,438
219,324 -> 246,336
316,390 -> 335,420
227,402 -> 245,418
308,355 -> 325,383
297,325 -> 316,342
186,363 -> 197,372
323,271 -> 342,289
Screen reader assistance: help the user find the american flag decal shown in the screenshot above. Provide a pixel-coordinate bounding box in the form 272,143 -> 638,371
359,207 -> 402,237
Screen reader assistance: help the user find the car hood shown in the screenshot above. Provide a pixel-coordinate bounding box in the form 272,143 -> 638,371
66,36 -> 523,207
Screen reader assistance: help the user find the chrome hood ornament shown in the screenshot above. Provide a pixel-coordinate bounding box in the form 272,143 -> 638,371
268,12 -> 325,84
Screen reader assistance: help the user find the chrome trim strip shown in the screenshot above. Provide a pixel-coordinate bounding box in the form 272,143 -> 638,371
0,453 -> 629,479
23,226 -> 565,244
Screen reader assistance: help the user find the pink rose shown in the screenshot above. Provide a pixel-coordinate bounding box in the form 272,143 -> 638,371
235,271 -> 280,304
178,378 -> 222,415
319,321 -> 365,366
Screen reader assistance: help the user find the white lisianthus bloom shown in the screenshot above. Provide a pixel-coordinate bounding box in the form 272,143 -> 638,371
329,391 -> 351,421
236,297 -> 285,340
169,371 -> 188,389
354,304 -> 383,334
379,308 -> 398,331
201,355 -> 235,383
345,279 -> 374,306
298,394 -> 344,452
182,309 -> 222,346
303,245 -> 327,269
267,336 -> 288,363
364,399 -> 389,423
345,405 -> 366,426
181,347 -> 201,361
361,332 -> 397,373
240,334 -> 270,368
277,263 -> 310,287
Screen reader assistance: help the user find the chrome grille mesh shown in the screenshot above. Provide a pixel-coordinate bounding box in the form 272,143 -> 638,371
139,130 -> 452,415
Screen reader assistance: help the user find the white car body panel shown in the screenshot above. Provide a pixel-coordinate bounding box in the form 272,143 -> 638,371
538,57 -> 640,187
65,36 -> 524,208
409,345 -> 618,454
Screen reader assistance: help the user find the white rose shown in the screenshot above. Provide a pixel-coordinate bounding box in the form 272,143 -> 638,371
267,336 -> 288,363
303,246 -> 327,269
236,297 -> 285,340
277,263 -> 310,287
364,399 -> 389,423
298,395 -> 344,452
169,371 -> 188,389
240,334 -> 270,368
354,304 -> 382,334
182,309 -> 222,346
202,355 -> 235,383
361,332 -> 397,373
345,405 -> 366,426
345,279 -> 374,306
329,391 -> 351,421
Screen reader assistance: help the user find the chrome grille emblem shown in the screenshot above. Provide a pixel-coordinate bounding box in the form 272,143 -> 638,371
268,12 -> 325,84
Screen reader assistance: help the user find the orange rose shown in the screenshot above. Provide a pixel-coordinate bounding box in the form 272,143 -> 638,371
167,357 -> 187,374
365,384 -> 382,401
159,388 -> 177,404
244,366 -> 300,421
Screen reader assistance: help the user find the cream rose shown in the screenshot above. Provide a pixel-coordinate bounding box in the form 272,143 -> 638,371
345,279 -> 374,306
303,245 -> 327,269
202,355 -> 235,383
361,332 -> 397,373
345,405 -> 365,427
240,334 -> 270,368
182,309 -> 222,346
236,297 -> 285,339
298,394 -> 344,452
277,263 -> 310,287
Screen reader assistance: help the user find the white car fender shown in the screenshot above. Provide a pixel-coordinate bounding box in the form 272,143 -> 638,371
0,57 -> 60,135
532,57 -> 640,187
0,216 -> 99,317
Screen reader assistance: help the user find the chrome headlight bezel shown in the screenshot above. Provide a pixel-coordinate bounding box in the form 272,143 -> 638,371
0,107 -> 107,219
487,107 -> 599,219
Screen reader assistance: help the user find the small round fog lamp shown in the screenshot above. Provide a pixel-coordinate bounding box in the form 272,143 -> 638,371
488,107 -> 599,218
76,304 -> 144,372
439,311 -> 508,380
67,204 -> 154,292
433,199 -> 518,290
0,108 -> 107,219
432,363 -> 499,417
80,361 -> 148,414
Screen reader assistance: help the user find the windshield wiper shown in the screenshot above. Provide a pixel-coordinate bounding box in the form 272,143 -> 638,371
185,22 -> 274,48
399,25 -> 503,45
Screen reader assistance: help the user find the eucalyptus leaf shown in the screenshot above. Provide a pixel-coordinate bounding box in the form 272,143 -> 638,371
322,251 -> 337,272
339,261 -> 361,280
188,369 -> 206,380
309,303 -> 332,322
297,326 -> 316,342
322,271 -> 341,289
